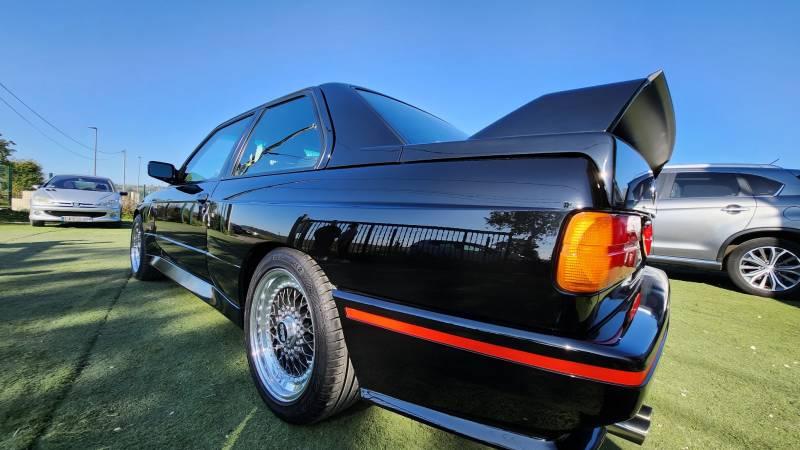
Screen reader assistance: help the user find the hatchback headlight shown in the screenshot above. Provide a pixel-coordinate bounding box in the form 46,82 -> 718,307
32,196 -> 55,206
97,198 -> 120,208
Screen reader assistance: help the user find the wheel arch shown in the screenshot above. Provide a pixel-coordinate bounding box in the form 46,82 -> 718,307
238,241 -> 289,307
718,228 -> 800,263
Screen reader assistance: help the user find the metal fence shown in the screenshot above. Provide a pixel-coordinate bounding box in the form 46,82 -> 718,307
288,217 -> 516,263
0,164 -> 11,208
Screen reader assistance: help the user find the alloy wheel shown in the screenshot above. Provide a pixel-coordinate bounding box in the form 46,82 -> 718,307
249,268 -> 315,403
130,221 -> 142,273
738,246 -> 800,292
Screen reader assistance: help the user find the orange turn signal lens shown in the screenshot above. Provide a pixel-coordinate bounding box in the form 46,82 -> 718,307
556,212 -> 642,294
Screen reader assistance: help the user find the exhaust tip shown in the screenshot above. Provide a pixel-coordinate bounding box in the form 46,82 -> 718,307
607,405 -> 652,445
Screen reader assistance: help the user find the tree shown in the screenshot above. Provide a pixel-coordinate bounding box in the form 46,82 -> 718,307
11,159 -> 44,197
0,133 -> 16,164
485,210 -> 565,260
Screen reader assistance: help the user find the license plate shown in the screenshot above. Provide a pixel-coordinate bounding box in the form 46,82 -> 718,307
63,216 -> 91,222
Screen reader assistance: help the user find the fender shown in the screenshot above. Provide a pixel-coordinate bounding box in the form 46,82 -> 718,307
716,227 -> 800,262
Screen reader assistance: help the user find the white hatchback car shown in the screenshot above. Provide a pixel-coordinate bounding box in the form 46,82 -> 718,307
29,175 -> 126,227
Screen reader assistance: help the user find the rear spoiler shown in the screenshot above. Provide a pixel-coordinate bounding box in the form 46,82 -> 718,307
471,70 -> 676,175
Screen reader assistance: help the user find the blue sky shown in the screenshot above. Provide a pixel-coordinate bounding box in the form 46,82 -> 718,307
1,0 -> 798,185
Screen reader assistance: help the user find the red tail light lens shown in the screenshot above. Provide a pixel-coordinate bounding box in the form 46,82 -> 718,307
556,212 -> 643,294
642,220 -> 653,256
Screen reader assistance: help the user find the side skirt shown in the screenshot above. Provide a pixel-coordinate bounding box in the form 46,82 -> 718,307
647,254 -> 722,270
149,255 -> 243,326
361,389 -> 605,450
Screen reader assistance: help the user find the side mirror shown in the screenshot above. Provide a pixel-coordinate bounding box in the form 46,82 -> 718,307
148,161 -> 180,184
119,191 -> 128,196
31,184 -> 41,190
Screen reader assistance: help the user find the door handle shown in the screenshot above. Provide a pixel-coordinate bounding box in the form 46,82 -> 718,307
721,204 -> 749,214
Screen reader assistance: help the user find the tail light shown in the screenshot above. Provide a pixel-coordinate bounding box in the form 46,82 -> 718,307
555,212 -> 643,294
642,220 -> 653,255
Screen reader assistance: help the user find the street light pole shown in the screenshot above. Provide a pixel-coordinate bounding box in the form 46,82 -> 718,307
88,126 -> 98,176
122,149 -> 127,190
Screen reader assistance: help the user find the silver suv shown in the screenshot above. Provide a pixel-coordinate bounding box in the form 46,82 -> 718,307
641,164 -> 800,298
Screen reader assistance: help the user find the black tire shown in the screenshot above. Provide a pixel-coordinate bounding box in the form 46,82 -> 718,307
30,220 -> 44,227
727,237 -> 800,299
244,247 -> 360,424
130,214 -> 161,281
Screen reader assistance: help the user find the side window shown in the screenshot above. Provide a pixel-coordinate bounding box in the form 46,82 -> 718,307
669,172 -> 742,198
742,174 -> 783,196
184,117 -> 251,182
234,96 -> 322,176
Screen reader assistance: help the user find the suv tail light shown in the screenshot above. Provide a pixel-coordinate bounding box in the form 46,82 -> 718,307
556,212 -> 643,294
642,220 -> 653,256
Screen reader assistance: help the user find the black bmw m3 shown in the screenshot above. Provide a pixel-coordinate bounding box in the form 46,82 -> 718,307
131,71 -> 675,449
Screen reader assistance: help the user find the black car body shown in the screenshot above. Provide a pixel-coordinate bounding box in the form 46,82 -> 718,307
132,71 -> 675,449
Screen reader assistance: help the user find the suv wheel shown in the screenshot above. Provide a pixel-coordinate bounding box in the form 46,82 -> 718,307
244,247 -> 360,424
727,237 -> 800,299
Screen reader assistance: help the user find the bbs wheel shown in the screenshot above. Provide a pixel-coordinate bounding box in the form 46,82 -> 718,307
727,237 -> 800,299
244,247 -> 359,424
130,214 -> 161,280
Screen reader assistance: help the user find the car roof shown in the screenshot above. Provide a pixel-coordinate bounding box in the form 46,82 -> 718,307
662,163 -> 783,170
50,174 -> 114,181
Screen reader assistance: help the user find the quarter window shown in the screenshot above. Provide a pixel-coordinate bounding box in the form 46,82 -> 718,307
357,89 -> 467,144
669,173 -> 742,198
184,117 -> 251,182
742,174 -> 783,196
235,96 -> 323,176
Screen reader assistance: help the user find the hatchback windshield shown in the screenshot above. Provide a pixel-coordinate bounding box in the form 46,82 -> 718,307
45,176 -> 114,192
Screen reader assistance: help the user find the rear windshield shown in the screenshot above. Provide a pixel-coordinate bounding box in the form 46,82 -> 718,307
357,89 -> 467,144
45,176 -> 114,192
615,140 -> 654,209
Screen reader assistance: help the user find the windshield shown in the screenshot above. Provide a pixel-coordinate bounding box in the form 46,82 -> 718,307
45,176 -> 115,192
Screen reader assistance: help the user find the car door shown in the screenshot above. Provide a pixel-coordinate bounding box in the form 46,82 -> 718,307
153,115 -> 254,280
206,94 -> 328,300
652,171 -> 756,261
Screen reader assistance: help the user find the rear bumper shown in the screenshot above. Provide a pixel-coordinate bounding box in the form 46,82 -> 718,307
334,266 -> 669,448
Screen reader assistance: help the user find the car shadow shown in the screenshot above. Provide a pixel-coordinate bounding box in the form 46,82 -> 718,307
654,264 -> 800,308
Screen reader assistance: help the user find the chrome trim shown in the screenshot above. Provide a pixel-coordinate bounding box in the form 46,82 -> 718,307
150,255 -> 214,301
607,405 -> 652,445
647,254 -> 722,270
635,404 -> 653,422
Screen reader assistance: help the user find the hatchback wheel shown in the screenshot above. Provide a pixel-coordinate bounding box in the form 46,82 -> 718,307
244,247 -> 359,424
727,237 -> 800,299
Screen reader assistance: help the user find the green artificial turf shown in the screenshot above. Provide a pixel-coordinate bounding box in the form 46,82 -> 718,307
1,223 -> 798,449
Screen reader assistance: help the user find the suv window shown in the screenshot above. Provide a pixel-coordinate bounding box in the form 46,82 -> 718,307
234,96 -> 322,176
357,89 -> 466,144
669,172 -> 742,198
184,117 -> 251,182
742,174 -> 783,196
